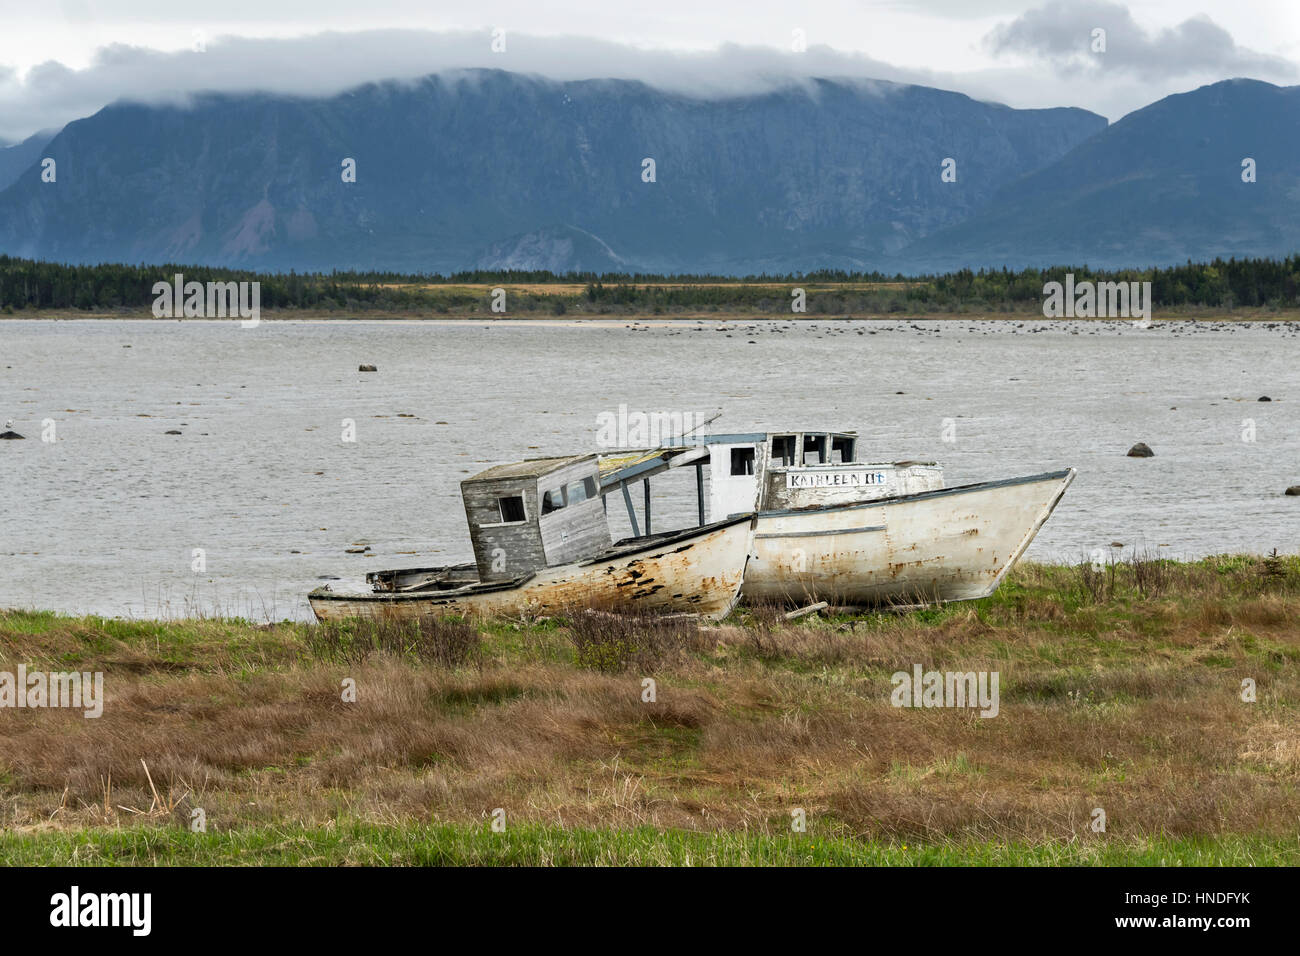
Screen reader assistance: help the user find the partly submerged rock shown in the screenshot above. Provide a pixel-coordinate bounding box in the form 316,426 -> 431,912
0,430 -> 24,440
358,364 -> 377,372
1286,486 -> 1300,496
1126,442 -> 1154,457
164,429 -> 183,435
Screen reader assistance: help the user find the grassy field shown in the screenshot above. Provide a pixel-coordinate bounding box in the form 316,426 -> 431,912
2,554 -> 1298,866
3,823 -> 1290,866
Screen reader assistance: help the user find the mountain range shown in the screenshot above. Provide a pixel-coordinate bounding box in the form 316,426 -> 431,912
0,129 -> 57,194
0,71 -> 1294,274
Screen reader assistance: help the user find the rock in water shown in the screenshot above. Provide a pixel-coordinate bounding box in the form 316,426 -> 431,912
164,429 -> 183,435
0,430 -> 24,440
358,364 -> 377,372
1286,486 -> 1300,496
1126,442 -> 1154,457
1258,396 -> 1272,402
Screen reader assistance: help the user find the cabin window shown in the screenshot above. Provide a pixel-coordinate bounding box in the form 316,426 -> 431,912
771,435 -> 797,466
730,447 -> 755,476
802,434 -> 827,464
831,436 -> 855,463
541,488 -> 566,514
567,477 -> 596,503
497,495 -> 526,523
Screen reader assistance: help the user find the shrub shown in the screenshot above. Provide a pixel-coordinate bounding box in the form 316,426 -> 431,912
564,608 -> 699,673
306,616 -> 482,668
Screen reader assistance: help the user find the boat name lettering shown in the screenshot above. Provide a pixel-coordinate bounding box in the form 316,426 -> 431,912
786,470 -> 888,489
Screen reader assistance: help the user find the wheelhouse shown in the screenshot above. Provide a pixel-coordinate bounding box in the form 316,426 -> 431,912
460,454 -> 610,582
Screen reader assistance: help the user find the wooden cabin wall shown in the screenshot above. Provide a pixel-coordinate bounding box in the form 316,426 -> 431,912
462,480 -> 546,582
537,459 -> 612,565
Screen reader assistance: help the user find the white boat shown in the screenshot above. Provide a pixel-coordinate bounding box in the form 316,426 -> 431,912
598,430 -> 1074,608
745,468 -> 1074,606
309,454 -> 755,622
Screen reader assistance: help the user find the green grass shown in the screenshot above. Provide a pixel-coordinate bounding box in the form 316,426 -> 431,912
2,823 -> 1293,867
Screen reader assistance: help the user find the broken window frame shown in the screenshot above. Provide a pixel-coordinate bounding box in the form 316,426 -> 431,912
541,488 -> 566,515
566,477 -> 597,504
802,434 -> 828,465
497,495 -> 527,523
730,446 -> 756,476
831,435 -> 855,464
771,434 -> 797,466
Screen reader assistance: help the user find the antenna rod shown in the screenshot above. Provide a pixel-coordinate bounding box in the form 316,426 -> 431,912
676,409 -> 722,445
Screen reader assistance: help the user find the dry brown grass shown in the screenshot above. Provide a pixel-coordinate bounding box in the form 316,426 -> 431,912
1,557 -> 1297,846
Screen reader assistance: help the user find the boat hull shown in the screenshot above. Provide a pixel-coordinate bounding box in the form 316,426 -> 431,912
310,514 -> 755,623
742,469 -> 1075,607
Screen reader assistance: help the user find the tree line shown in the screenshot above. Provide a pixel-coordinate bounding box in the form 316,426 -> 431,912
2,255 -> 1299,314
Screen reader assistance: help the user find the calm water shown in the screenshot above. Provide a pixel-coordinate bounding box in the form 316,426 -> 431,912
1,318 -> 1297,620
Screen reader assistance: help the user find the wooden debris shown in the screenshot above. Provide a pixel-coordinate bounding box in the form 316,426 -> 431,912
785,601 -> 828,620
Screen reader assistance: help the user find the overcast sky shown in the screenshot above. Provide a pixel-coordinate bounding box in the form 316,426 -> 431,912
0,0 -> 1296,142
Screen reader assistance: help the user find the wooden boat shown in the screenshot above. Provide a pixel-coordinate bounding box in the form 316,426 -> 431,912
597,430 -> 1074,608
744,468 -> 1075,607
309,454 -> 755,622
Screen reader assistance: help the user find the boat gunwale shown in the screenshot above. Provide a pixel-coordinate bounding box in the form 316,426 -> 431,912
578,512 -> 753,566
755,468 -> 1076,518
365,561 -> 477,584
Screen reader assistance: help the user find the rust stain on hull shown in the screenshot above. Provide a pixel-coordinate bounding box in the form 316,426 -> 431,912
311,517 -> 754,623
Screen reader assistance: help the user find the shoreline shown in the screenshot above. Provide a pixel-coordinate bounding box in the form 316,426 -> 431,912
5,310 -> 1300,323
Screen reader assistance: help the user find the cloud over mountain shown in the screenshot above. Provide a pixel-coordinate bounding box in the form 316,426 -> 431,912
985,0 -> 1296,80
0,4 -> 1296,141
